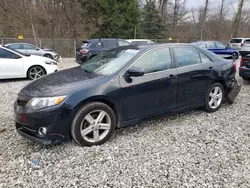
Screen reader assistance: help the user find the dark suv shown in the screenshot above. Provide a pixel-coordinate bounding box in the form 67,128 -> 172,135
76,38 -> 131,64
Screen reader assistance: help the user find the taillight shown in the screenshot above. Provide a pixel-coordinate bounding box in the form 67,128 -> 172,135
233,62 -> 236,69
80,49 -> 89,54
241,57 -> 250,66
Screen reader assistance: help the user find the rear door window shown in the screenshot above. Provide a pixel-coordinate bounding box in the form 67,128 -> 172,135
215,42 -> 225,49
206,42 -> 216,48
8,44 -> 23,49
103,40 -> 118,49
173,47 -> 201,67
230,39 -> 242,43
89,41 -> 102,49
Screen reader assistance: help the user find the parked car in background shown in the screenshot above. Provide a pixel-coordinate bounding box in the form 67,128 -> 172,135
4,43 -> 59,61
126,39 -> 154,45
14,43 -> 241,147
229,38 -> 250,51
192,41 -> 239,60
238,39 -> 250,57
0,45 -> 58,80
239,53 -> 250,81
76,38 -> 131,64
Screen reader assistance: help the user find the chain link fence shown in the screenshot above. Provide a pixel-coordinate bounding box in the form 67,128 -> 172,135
0,37 -> 186,58
0,38 -> 76,57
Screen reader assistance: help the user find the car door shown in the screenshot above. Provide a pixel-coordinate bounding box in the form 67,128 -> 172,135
0,48 -> 23,78
119,47 -> 178,121
173,47 -> 215,108
22,44 -> 40,56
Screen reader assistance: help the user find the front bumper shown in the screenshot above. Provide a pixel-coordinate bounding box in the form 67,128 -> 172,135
45,65 -> 58,74
14,99 -> 72,145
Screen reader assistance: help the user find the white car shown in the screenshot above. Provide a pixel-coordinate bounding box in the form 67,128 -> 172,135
0,46 -> 58,80
229,38 -> 250,51
126,39 -> 154,45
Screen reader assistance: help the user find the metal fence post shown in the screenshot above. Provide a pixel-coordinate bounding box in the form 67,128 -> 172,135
74,38 -> 76,58
1,38 -> 3,45
39,39 -> 42,48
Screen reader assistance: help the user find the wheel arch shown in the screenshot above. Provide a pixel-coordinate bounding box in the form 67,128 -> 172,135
213,78 -> 228,95
72,96 -> 121,127
26,65 -> 47,78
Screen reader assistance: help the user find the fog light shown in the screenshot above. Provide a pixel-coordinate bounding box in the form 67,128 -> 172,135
38,127 -> 47,135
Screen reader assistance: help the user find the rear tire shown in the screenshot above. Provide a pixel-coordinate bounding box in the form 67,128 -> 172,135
71,102 -> 116,147
204,83 -> 224,113
232,52 -> 238,60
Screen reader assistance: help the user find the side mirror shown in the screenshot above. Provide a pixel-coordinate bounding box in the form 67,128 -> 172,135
36,48 -> 40,51
126,67 -> 144,77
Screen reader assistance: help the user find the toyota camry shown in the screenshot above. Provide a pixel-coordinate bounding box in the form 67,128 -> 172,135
14,44 -> 241,147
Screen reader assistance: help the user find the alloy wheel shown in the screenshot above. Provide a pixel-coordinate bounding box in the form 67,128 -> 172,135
208,86 -> 223,109
29,67 -> 45,79
80,110 -> 111,143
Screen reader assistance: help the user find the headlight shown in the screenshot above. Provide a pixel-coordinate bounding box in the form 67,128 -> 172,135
26,96 -> 67,110
45,60 -> 57,65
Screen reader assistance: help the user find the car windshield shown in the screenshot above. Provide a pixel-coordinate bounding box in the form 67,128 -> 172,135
4,46 -> 30,56
230,39 -> 242,43
81,48 -> 140,75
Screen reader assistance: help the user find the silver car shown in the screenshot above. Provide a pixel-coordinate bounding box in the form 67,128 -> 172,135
4,43 -> 59,60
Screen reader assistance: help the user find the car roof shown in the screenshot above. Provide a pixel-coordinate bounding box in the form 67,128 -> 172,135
126,39 -> 153,42
86,38 -> 124,42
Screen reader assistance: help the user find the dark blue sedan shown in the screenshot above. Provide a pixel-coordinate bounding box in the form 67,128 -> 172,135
192,41 -> 239,60
14,44 -> 241,147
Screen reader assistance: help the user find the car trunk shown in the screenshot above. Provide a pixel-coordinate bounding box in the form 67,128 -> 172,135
229,38 -> 243,49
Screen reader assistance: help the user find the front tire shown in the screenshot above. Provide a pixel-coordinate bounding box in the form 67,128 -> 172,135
27,66 -> 46,80
204,83 -> 224,112
71,102 -> 116,147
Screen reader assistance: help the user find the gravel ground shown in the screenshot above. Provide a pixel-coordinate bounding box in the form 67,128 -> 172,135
0,59 -> 250,187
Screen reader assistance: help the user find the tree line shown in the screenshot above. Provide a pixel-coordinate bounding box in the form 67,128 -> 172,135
0,0 -> 248,43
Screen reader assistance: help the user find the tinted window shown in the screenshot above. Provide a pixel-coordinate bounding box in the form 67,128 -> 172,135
0,48 -> 19,59
118,40 -> 131,46
230,39 -> 242,43
174,47 -> 201,67
133,47 -> 172,74
90,41 -> 102,48
8,44 -> 23,49
215,42 -> 225,49
199,52 -> 213,64
103,40 -> 117,49
23,44 -> 37,50
244,40 -> 250,44
206,42 -> 216,48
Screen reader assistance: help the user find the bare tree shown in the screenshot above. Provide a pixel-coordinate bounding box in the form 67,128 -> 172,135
232,0 -> 245,37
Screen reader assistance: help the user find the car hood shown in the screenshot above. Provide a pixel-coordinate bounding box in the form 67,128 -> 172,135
19,67 -> 105,98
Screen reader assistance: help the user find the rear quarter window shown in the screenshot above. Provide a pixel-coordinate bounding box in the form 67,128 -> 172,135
230,39 -> 242,43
